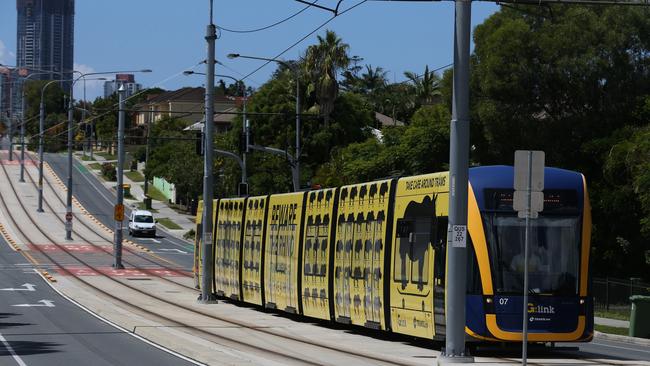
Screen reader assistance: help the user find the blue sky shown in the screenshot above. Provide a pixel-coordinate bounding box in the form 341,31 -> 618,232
0,0 -> 499,100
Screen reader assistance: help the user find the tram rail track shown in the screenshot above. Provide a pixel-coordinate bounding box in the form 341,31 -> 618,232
0,151 -> 424,366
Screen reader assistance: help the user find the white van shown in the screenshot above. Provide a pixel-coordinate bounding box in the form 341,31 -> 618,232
128,210 -> 157,237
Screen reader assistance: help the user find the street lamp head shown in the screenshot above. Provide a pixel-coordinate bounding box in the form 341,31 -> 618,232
140,69 -> 153,73
227,53 -> 240,59
183,71 -> 195,76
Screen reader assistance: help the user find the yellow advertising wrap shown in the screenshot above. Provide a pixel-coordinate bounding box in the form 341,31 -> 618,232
264,192 -> 306,313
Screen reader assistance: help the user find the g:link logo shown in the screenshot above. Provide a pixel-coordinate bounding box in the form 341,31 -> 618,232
528,303 -> 555,314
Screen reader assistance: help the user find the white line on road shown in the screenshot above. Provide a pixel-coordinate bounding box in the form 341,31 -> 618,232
0,283 -> 36,291
34,268 -> 206,365
139,238 -> 161,244
0,332 -> 27,366
153,248 -> 189,254
12,299 -> 55,307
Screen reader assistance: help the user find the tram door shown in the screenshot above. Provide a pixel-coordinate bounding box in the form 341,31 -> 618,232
335,213 -> 353,321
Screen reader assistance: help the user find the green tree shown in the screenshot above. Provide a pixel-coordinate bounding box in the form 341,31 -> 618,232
471,6 -> 650,278
404,65 -> 441,107
303,30 -> 350,127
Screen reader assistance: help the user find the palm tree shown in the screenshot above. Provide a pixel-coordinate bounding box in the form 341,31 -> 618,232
303,30 -> 350,127
360,64 -> 388,94
404,65 -> 441,106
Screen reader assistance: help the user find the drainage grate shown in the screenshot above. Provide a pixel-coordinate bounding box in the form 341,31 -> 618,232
126,278 -> 152,281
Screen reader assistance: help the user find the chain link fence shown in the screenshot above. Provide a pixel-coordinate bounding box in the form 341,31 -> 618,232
593,277 -> 650,312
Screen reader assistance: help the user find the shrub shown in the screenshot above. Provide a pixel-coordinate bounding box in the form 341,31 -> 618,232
101,162 -> 117,181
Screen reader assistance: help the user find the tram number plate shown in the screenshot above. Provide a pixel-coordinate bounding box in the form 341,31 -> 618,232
452,225 -> 466,248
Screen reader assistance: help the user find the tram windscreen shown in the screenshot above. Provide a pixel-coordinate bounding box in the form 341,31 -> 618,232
483,214 -> 581,295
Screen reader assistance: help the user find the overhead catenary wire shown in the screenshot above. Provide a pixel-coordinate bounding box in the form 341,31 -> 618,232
239,0 -> 369,82
217,0 -> 320,33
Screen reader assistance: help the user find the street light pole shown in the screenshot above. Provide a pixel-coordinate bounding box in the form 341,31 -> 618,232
199,0 -> 217,303
65,81 -> 74,240
227,53 -> 301,191
114,85 -> 126,269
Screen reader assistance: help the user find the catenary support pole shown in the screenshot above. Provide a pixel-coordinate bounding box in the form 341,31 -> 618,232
19,83 -> 26,182
113,86 -> 126,269
65,90 -> 74,241
294,73 -> 300,192
37,98 -> 45,212
439,0 -> 474,363
200,0 -> 217,303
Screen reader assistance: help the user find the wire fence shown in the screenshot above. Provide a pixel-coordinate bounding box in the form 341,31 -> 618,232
593,277 -> 650,312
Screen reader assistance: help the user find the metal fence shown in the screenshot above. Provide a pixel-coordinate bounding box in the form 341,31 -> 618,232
593,277 -> 650,312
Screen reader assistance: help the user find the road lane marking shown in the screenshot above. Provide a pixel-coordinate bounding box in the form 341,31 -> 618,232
34,269 -> 206,365
0,332 -> 27,366
12,299 -> 55,307
139,238 -> 161,244
0,283 -> 36,291
153,249 -> 189,254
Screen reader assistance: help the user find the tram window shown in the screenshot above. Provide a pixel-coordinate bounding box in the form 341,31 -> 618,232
410,218 -> 431,287
393,219 -> 411,285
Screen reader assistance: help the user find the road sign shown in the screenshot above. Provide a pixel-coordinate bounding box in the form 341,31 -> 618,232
65,212 -> 72,221
114,204 -> 124,221
514,150 -> 545,192
513,150 -> 545,216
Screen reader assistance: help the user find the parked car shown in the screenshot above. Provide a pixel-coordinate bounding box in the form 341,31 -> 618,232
128,210 -> 157,237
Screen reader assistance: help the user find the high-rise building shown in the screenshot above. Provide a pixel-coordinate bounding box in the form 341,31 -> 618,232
104,74 -> 142,99
16,0 -> 75,91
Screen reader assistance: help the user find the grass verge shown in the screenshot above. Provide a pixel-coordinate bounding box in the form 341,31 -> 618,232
594,309 -> 630,321
81,155 -> 95,161
157,217 -> 182,230
145,185 -> 168,202
136,202 -> 158,213
95,151 -> 117,160
595,324 -> 629,336
125,171 -> 145,182
88,163 -> 102,170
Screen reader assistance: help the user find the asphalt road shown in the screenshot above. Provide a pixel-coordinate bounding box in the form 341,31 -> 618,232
0,237 -> 199,366
44,153 -> 194,271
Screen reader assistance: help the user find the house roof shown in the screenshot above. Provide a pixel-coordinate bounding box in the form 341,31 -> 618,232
138,87 -> 235,106
375,111 -> 405,127
183,107 -> 238,131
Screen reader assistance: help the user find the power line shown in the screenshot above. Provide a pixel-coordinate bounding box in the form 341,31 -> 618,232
216,0 -> 320,33
240,0 -> 369,82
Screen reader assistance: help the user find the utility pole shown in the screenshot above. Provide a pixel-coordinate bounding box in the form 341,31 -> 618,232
439,0 -> 474,363
143,107 -> 152,197
294,71 -> 301,192
37,96 -> 45,212
65,86 -> 74,241
199,0 -> 217,303
113,85 -> 126,269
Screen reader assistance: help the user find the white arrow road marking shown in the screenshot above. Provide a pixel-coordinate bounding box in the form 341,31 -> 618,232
0,283 -> 36,291
140,238 -> 161,244
12,300 -> 55,307
153,248 -> 188,254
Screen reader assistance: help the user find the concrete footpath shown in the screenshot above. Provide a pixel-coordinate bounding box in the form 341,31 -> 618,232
74,151 -> 196,239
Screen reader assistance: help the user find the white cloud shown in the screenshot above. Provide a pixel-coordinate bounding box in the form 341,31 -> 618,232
73,63 -> 107,101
